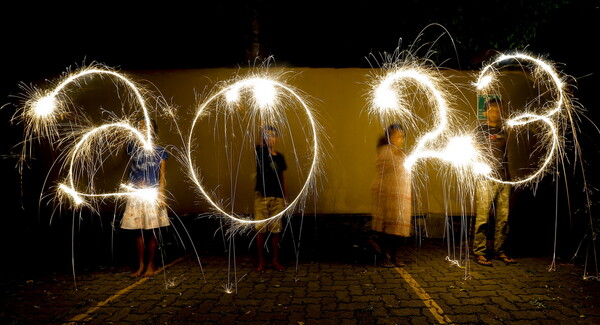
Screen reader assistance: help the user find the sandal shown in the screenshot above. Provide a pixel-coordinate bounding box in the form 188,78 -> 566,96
393,260 -> 405,267
378,260 -> 395,268
474,255 -> 493,267
495,254 -> 516,264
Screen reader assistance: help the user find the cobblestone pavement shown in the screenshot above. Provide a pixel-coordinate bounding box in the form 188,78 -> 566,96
1,237 -> 600,325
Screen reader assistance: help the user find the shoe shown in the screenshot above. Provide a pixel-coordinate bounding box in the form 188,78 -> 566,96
474,255 -> 493,267
392,260 -> 405,267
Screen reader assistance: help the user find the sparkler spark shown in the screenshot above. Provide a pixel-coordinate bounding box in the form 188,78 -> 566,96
31,94 -> 58,117
366,49 -> 579,276
187,73 -> 320,228
475,52 -> 572,186
368,52 -> 573,189
369,64 -> 485,180
16,65 -> 167,211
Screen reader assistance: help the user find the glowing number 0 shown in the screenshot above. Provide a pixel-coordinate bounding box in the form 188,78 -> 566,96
187,76 -> 319,225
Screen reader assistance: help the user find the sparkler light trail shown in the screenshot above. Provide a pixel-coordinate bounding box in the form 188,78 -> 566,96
367,50 -> 579,277
187,72 -> 321,230
13,64 -> 207,289
368,51 -> 574,188
367,58 -> 485,277
368,63 -> 490,183
474,52 -> 573,186
15,64 -> 167,211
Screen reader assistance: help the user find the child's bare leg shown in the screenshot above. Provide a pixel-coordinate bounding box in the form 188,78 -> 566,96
143,235 -> 158,277
271,233 -> 285,271
132,233 -> 145,277
256,232 -> 266,272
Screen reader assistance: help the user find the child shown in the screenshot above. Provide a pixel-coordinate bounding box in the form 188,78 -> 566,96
121,117 -> 170,277
371,124 -> 412,267
254,125 -> 287,272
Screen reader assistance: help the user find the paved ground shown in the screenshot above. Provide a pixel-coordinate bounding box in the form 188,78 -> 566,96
1,230 -> 600,325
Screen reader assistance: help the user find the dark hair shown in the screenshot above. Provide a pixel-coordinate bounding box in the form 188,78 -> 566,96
136,116 -> 159,135
262,125 -> 278,136
377,123 -> 403,147
260,125 -> 279,145
484,97 -> 502,111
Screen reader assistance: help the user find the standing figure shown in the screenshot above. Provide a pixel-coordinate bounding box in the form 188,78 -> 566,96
371,124 -> 412,268
121,118 -> 170,277
473,98 -> 516,266
254,125 -> 287,272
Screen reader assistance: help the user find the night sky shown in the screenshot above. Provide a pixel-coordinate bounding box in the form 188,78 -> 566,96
3,1 -> 599,78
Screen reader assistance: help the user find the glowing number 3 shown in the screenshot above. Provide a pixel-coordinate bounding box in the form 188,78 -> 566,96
475,53 -> 567,185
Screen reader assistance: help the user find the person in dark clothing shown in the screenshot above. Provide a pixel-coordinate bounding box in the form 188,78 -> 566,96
254,125 -> 287,272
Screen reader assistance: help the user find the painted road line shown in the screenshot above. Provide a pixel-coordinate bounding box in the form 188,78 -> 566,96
396,267 -> 453,324
65,254 -> 190,324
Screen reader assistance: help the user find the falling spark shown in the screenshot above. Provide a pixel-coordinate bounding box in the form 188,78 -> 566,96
475,52 -> 572,186
367,50 -> 578,275
187,73 -> 320,229
16,65 -> 166,211
58,122 -> 155,206
369,64 -> 486,182
368,52 -> 573,189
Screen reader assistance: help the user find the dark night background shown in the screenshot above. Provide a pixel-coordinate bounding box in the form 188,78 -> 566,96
1,1 -> 599,279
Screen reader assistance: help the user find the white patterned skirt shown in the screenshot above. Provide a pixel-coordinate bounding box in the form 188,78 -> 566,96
121,196 -> 170,230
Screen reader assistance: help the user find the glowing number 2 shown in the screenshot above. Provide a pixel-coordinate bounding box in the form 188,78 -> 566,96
370,66 -> 484,173
23,67 -> 160,206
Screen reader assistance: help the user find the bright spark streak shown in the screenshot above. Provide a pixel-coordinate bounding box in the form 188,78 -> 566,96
474,75 -> 492,90
477,53 -> 569,186
251,78 -> 277,109
32,95 -> 58,117
188,75 -> 319,225
27,67 -> 155,143
477,53 -> 565,120
121,184 -> 160,203
371,68 -> 451,170
486,115 -> 558,184
442,136 -> 479,167
58,184 -> 84,205
373,80 -> 400,112
59,122 -> 153,205
225,85 -> 241,103
21,66 -> 162,208
368,53 -> 568,186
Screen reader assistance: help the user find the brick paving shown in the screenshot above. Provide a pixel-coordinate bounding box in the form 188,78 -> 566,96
2,234 -> 600,325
